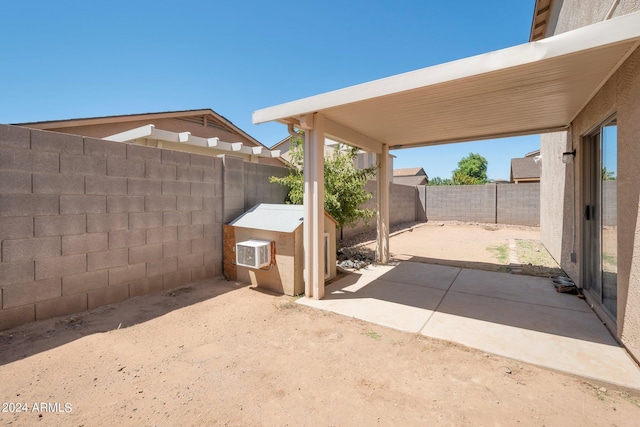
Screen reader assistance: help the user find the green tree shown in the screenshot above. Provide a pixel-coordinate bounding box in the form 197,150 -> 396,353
270,135 -> 378,239
427,176 -> 453,186
452,152 -> 488,184
602,166 -> 616,181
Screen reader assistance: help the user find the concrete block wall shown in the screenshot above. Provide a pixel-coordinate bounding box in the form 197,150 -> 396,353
342,181 -> 418,239
219,156 -> 288,223
602,180 -> 617,227
0,123 -> 543,330
221,156 -> 245,224
418,183 -> 540,226
243,162 -> 288,211
497,183 -> 540,226
0,125 -> 224,330
425,184 -> 497,223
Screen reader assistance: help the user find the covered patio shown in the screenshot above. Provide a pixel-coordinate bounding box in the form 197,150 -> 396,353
253,11 -> 640,300
251,11 -> 640,386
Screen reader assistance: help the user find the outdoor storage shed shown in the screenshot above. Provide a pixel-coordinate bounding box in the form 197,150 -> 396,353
228,204 -> 337,296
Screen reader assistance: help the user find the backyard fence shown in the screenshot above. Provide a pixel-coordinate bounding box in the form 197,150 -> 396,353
0,124 -> 286,330
0,124 -> 540,330
416,183 -> 540,227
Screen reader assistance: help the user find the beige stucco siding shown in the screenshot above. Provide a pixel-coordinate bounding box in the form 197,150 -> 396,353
566,47 -> 640,356
546,0 -> 640,37
540,131 -> 572,266
540,1 -> 640,360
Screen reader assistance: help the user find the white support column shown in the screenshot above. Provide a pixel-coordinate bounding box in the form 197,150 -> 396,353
377,144 -> 390,263
303,113 -> 326,299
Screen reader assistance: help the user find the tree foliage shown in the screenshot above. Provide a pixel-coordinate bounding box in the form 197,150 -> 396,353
270,135 -> 378,237
427,176 -> 453,186
427,152 -> 489,186
452,152 -> 488,184
602,166 -> 616,181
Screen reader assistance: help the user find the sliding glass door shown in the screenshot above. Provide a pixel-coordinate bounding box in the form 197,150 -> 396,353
583,116 -> 617,320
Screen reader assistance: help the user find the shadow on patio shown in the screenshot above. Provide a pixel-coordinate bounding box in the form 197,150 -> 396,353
298,259 -> 640,389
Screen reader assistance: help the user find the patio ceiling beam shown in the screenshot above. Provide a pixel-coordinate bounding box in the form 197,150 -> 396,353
104,124 -> 155,142
324,118 -> 383,154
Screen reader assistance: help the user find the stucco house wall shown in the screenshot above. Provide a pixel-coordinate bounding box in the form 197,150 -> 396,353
539,0 -> 640,359
546,0 -> 640,37
570,47 -> 640,356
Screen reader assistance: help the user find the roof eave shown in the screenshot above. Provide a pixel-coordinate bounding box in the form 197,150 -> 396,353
530,0 -> 553,41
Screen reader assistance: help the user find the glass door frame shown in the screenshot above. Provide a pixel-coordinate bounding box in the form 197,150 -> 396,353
581,114 -> 617,325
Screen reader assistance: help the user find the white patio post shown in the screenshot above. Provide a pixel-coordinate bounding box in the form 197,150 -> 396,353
302,113 -> 326,299
377,143 -> 390,263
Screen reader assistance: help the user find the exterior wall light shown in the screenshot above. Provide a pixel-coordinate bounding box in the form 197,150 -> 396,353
562,149 -> 576,164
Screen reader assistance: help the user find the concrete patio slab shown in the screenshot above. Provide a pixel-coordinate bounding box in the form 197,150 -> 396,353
421,291 -> 640,389
298,261 -> 640,389
378,261 -> 460,290
451,268 -> 592,312
299,272 -> 446,333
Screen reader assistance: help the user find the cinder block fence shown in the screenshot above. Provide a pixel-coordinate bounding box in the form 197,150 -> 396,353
0,124 -> 540,331
0,124 -> 286,330
416,183 -> 540,226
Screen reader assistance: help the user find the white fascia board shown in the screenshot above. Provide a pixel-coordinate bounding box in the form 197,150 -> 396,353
103,124 -> 154,142
252,11 -> 640,125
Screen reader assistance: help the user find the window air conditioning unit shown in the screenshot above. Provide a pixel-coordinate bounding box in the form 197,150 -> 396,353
236,239 -> 272,269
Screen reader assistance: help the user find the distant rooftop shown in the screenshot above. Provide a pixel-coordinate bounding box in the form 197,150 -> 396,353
393,167 -> 426,177
511,157 -> 541,181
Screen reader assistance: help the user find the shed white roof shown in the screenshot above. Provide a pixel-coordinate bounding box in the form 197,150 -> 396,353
252,11 -> 640,151
231,204 -> 307,233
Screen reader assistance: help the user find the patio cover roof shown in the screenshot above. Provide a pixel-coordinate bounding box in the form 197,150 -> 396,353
253,11 -> 640,152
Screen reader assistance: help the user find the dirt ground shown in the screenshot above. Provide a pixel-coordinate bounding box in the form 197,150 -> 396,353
381,221 -> 537,263
1,223 -> 639,426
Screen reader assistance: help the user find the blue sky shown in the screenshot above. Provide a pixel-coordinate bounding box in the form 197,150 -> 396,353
0,1 -> 538,181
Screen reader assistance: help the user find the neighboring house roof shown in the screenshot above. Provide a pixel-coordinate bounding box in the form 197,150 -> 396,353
230,203 -> 337,233
15,108 -> 287,166
393,175 -> 428,186
511,157 -> 541,182
525,149 -> 541,157
530,0 -> 553,41
393,167 -> 427,177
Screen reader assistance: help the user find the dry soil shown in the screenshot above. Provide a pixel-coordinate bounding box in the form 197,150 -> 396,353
1,223 -> 639,426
